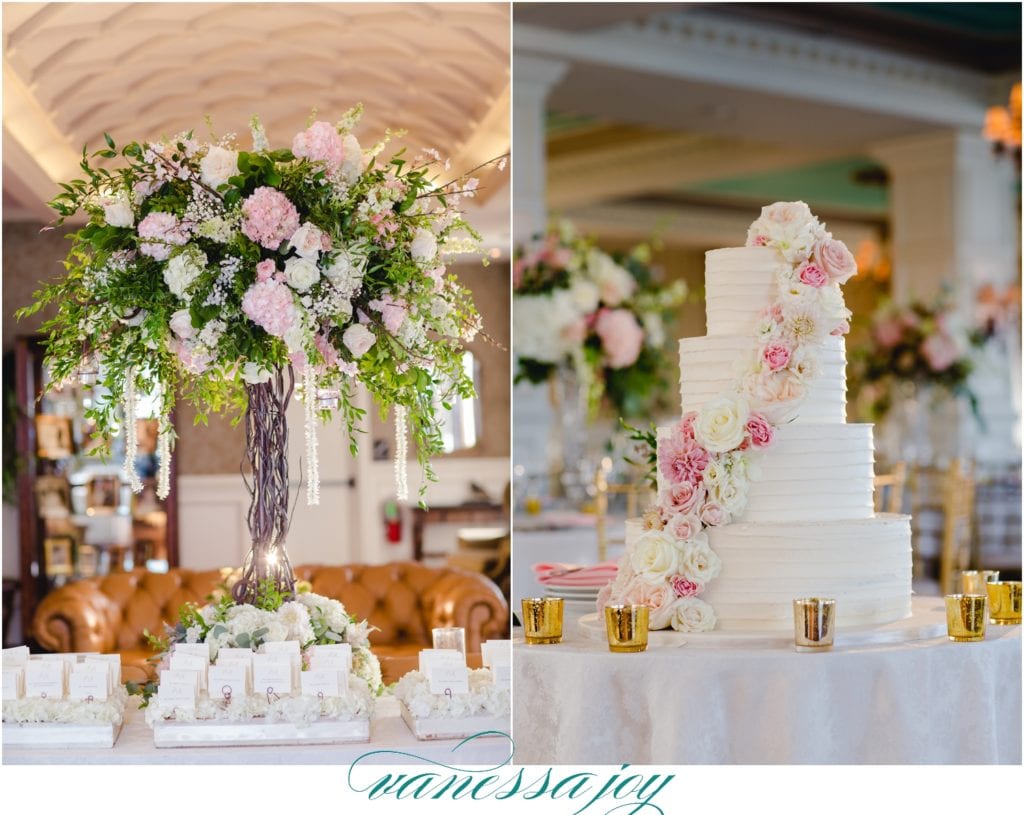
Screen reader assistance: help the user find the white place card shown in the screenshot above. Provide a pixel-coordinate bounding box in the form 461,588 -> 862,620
68,669 -> 109,701
173,643 -> 211,660
312,643 -> 353,671
481,640 -> 512,668
262,640 -> 301,656
74,661 -> 114,695
169,653 -> 208,691
426,660 -> 470,696
160,668 -> 200,693
418,648 -> 465,674
215,648 -> 255,664
2,645 -> 29,668
252,655 -> 294,696
300,668 -> 346,699
208,663 -> 249,700
2,666 -> 24,700
83,655 -> 122,690
490,662 -> 511,689
24,660 -> 65,699
157,671 -> 197,711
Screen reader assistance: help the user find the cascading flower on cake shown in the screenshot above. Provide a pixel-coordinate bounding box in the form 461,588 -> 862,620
513,221 -> 687,419
600,202 -> 856,632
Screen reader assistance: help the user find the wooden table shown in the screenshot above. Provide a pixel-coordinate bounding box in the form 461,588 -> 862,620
411,502 -> 506,561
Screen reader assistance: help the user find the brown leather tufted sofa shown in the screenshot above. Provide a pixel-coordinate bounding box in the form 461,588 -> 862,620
32,562 -> 509,685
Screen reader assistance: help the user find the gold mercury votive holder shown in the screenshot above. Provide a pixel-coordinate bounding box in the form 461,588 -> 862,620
522,597 -> 564,644
986,581 -> 1022,625
945,594 -> 987,641
604,604 -> 650,653
961,570 -> 1000,595
793,597 -> 835,652
431,627 -> 466,656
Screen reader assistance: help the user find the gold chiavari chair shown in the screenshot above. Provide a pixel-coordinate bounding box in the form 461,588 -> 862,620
873,461 -> 908,514
939,459 -> 977,595
594,467 -> 654,563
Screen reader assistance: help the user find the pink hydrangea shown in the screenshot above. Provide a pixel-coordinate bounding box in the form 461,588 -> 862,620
241,187 -> 300,250
797,261 -> 828,288
368,293 -> 408,334
594,308 -> 644,369
241,278 -> 296,337
658,431 -> 710,486
921,331 -> 959,372
171,338 -> 212,374
292,121 -> 345,171
137,212 -> 188,260
762,342 -> 792,371
670,575 -> 701,598
256,259 -> 277,281
745,412 -> 775,448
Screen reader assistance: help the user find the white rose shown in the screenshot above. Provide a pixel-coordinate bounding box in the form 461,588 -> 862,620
342,323 -> 376,358
586,249 -> 636,306
242,362 -> 272,384
705,468 -> 747,518
628,529 -> 680,584
410,228 -> 437,264
163,250 -> 206,302
169,309 -> 195,339
101,197 -> 134,228
324,245 -> 367,296
283,256 -> 320,292
289,222 -> 326,259
199,145 -> 239,190
669,597 -> 717,632
282,322 -> 307,353
694,394 -> 750,453
567,279 -> 600,314
676,533 -> 722,586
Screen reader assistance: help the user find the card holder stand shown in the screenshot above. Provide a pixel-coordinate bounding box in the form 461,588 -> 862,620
397,700 -> 509,742
2,693 -> 126,748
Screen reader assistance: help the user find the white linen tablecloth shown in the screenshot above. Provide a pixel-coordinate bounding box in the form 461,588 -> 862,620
2,697 -> 511,766
513,600 -> 1022,764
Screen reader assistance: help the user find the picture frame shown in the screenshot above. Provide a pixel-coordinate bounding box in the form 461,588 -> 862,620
86,475 -> 121,514
76,544 -> 99,578
43,536 -> 75,577
35,475 -> 71,519
35,415 -> 74,459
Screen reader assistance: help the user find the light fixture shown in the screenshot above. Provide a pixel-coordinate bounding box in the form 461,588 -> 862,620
983,83 -> 1021,162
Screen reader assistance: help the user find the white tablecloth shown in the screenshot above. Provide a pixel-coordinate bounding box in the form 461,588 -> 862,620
513,598 -> 1022,764
2,697 -> 511,765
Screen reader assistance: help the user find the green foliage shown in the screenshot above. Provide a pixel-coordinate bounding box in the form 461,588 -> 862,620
125,680 -> 159,709
254,578 -> 288,612
620,419 -> 659,489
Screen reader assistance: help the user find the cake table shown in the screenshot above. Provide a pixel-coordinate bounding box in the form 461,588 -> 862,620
512,598 -> 1021,764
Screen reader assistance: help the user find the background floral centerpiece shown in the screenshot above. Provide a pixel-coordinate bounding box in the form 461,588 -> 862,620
18,107 -> 502,600
512,221 -> 687,420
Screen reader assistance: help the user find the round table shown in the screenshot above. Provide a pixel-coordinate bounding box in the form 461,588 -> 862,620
512,598 -> 1022,764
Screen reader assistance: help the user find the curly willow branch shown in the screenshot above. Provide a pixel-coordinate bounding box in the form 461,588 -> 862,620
232,365 -> 297,604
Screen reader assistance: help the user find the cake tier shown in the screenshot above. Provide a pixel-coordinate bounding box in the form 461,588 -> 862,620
656,422 -> 876,523
678,334 -> 848,424
705,246 -> 785,336
624,514 -> 914,631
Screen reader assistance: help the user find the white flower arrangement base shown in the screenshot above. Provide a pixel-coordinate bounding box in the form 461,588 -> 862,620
152,715 -> 369,748
2,720 -> 123,749
398,702 -> 508,742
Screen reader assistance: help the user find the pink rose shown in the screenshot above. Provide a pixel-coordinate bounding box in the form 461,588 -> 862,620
256,259 -> 276,282
761,342 -> 792,371
873,318 -> 903,348
561,316 -> 587,345
594,308 -> 644,369
797,261 -> 828,288
658,432 -> 711,486
661,481 -> 705,515
644,584 -> 680,630
700,501 -> 728,526
666,512 -> 702,541
745,412 -> 775,448
813,238 -> 857,285
921,331 -> 959,372
670,575 -> 701,598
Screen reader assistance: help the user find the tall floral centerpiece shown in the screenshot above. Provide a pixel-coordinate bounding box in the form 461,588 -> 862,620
19,108 -> 500,602
513,222 -> 686,493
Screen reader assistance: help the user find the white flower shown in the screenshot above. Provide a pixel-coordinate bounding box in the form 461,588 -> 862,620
289,222 -> 326,259
669,597 -> 717,632
199,145 -> 239,190
282,322 -> 307,354
338,134 -> 363,185
694,394 -> 750,453
567,279 -> 600,314
100,196 -> 134,228
163,250 -> 206,302
788,344 -> 821,381
676,533 -> 722,585
169,311 -> 195,340
324,245 -> 367,297
241,362 -> 273,384
628,528 -> 680,584
343,323 -> 375,357
276,601 -> 315,644
704,460 -> 747,517
410,228 -> 437,264
283,256 -> 320,292
586,248 -> 635,306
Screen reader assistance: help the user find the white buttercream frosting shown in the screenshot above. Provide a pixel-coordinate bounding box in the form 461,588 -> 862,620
704,246 -> 788,336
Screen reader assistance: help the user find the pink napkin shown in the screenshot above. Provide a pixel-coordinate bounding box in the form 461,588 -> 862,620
533,561 -> 619,587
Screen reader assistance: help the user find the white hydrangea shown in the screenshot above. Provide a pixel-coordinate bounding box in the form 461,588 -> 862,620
163,249 -> 207,302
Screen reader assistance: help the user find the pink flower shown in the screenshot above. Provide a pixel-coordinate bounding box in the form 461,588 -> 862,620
679,412 -> 698,439
171,338 -> 212,374
873,318 -> 903,348
813,238 -> 857,285
256,259 -> 276,282
921,331 -> 960,372
594,308 -> 644,369
752,234 -> 768,247
241,187 -> 300,250
670,575 -> 701,598
241,278 -> 296,337
314,332 -> 339,368
368,293 -> 407,333
292,122 -> 345,171
666,512 -> 702,541
700,501 -> 728,526
797,261 -> 828,288
658,432 -> 710,486
137,212 -> 188,260
831,320 -> 850,336
761,342 -> 792,371
661,481 -> 705,515
745,412 -> 775,448
426,266 -> 446,293
560,316 -> 587,345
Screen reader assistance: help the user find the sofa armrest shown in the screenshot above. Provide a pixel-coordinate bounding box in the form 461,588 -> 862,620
32,581 -> 120,654
424,571 -> 510,653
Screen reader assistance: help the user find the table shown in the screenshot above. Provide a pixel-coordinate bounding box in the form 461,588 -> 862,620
513,598 -> 1022,764
411,503 -> 505,561
3,697 -> 511,765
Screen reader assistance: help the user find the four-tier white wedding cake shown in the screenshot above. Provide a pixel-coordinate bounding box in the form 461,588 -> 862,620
601,203 -> 913,632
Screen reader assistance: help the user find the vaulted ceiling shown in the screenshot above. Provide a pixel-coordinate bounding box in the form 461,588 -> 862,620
3,2 -> 510,250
